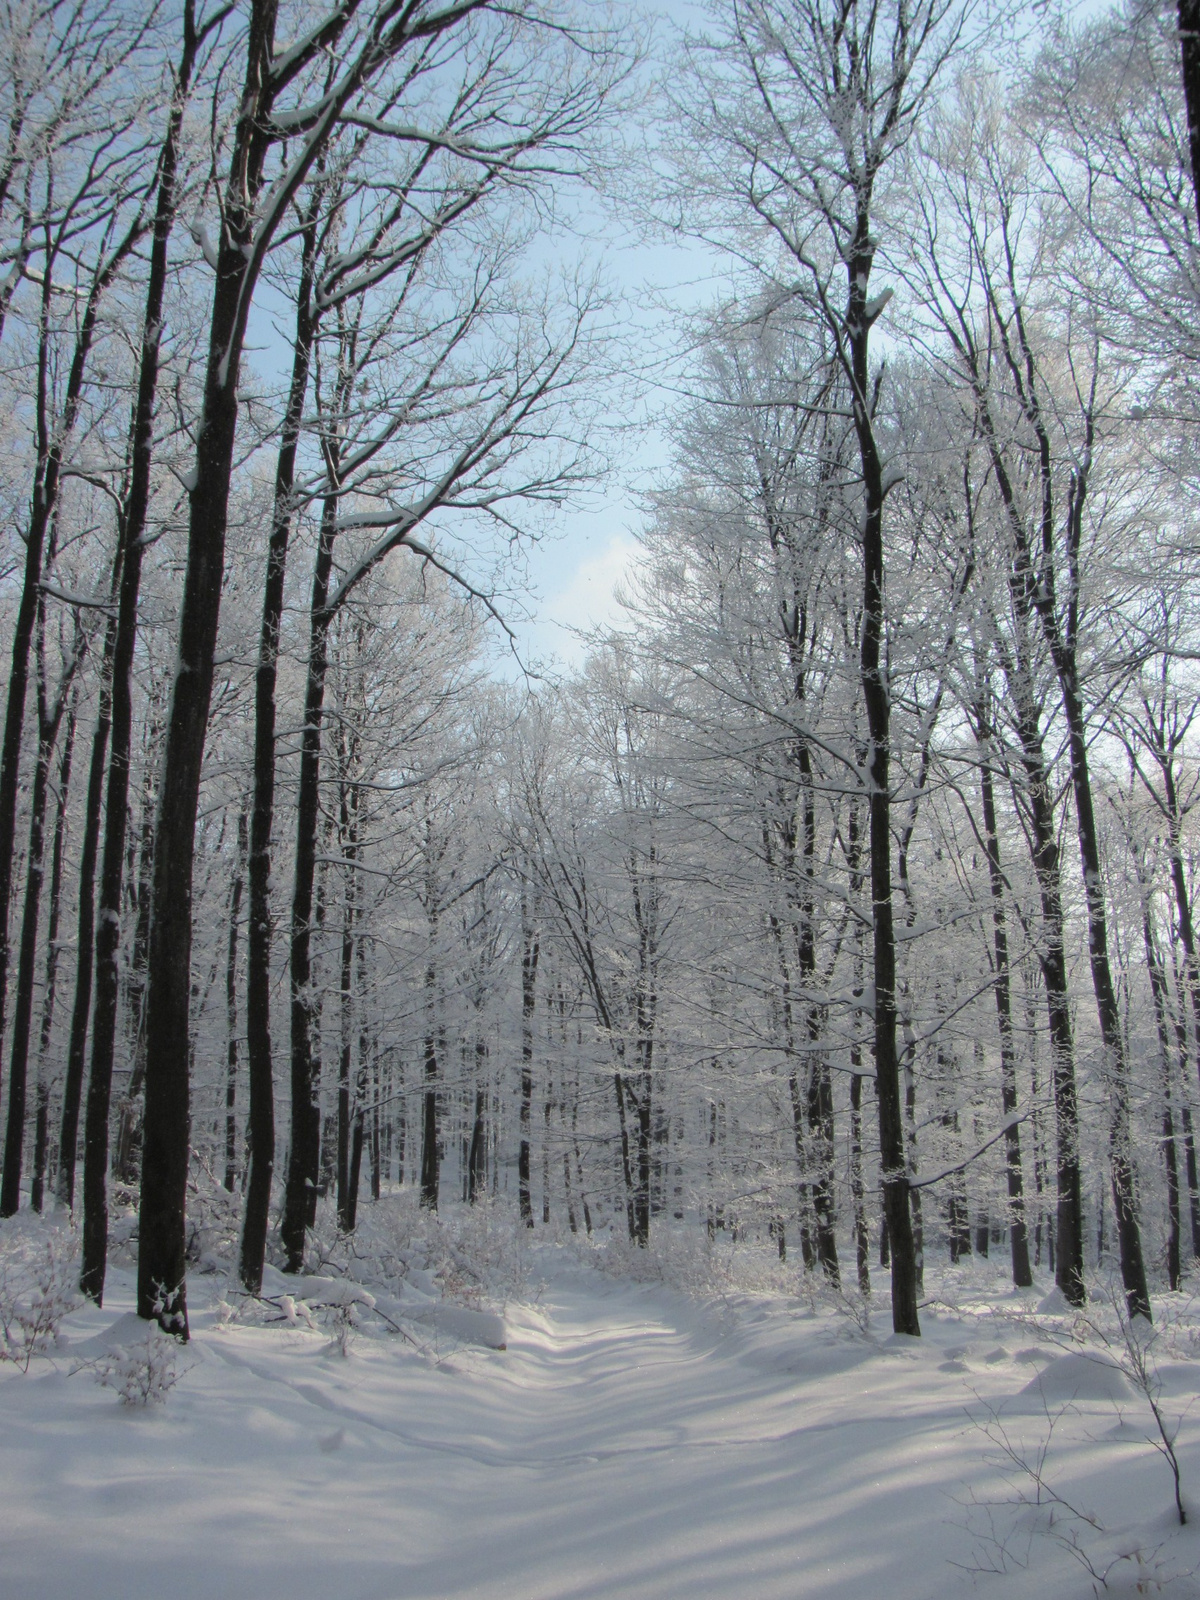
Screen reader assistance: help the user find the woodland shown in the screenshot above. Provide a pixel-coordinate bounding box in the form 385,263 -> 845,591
0,0 -> 1199,1374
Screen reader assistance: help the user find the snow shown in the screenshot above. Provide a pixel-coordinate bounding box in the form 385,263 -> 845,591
3,1222 -> 1200,1599
188,221 -> 219,271
1019,1349 -> 1133,1404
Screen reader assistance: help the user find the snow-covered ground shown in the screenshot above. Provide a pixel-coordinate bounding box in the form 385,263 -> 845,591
3,1214 -> 1200,1599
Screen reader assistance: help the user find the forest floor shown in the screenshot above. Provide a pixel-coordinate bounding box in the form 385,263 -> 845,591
3,1204 -> 1200,1599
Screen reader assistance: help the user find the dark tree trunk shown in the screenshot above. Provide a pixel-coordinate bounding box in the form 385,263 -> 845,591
138,0 -> 286,1335
1,612 -> 79,1217
1058,669 -> 1150,1318
346,1109 -> 364,1232
1,696 -> 56,1215
113,725 -> 159,1183
281,492 -> 339,1270
1181,1105 -> 1200,1259
1009,708 -> 1086,1306
421,1030 -> 440,1211
224,810 -> 246,1193
846,805 -> 871,1294
976,723 -> 1033,1288
370,1056 -> 381,1203
239,190 -> 321,1290
83,8 -> 200,1299
518,890 -> 538,1226
32,694 -> 76,1212
1179,0 -> 1200,232
962,363 -> 1086,1307
1163,769 -> 1200,1095
985,288 -> 1148,1318
845,213 -> 919,1335
468,1074 -> 487,1203
1142,891 -> 1182,1290
57,602 -> 117,1209
0,215 -> 142,1126
542,1069 -> 553,1226
849,1069 -> 871,1295
796,739 -> 839,1285
335,786 -> 357,1233
138,0 -> 507,1323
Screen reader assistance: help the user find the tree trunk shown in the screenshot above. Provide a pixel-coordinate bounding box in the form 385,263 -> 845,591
1141,889 -> 1182,1289
82,9 -> 199,1297
113,724 -> 159,1183
1179,0 -> 1200,232
57,601 -> 117,1208
0,215 -> 141,1125
421,1027 -> 440,1210
240,190 -> 321,1289
468,1073 -> 487,1203
1057,666 -> 1150,1319
518,890 -> 538,1226
281,490 -> 339,1270
976,726 -> 1033,1288
847,215 -> 919,1336
1,613 -> 78,1217
1009,706 -> 1086,1306
224,810 -> 246,1193
335,786 -> 357,1233
31,694 -> 75,1212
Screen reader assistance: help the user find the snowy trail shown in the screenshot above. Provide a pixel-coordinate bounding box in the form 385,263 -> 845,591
4,1254 -> 1200,1600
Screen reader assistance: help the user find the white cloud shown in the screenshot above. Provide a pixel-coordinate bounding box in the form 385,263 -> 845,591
540,532 -> 641,662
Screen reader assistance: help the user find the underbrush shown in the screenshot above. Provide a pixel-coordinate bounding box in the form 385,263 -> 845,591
0,1213 -> 78,1370
295,1188 -> 535,1311
575,1220 -> 885,1334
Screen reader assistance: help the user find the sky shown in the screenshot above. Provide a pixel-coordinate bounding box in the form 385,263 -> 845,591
486,0 -> 716,680
245,0 -> 1089,684
237,0 -> 716,684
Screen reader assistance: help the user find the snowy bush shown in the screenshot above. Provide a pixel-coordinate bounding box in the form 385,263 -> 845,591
589,1223 -> 797,1300
0,1224 -> 78,1372
184,1163 -> 242,1273
301,1190 -> 532,1310
433,1198 -> 532,1305
90,1324 -> 185,1407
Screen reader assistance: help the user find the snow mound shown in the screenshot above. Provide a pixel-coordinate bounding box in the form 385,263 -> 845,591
1036,1286 -> 1073,1314
1020,1351 -> 1133,1403
64,1311 -> 150,1357
290,1275 -> 376,1310
372,1291 -> 506,1349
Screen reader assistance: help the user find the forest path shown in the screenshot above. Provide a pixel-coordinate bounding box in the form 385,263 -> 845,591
5,1248 -> 1188,1600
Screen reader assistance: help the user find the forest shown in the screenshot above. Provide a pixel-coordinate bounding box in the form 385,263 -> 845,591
0,0 -> 1197,1376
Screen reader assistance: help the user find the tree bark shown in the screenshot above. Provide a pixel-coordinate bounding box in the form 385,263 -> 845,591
31,693 -> 75,1212
82,5 -> 200,1299
57,600 -> 117,1208
113,719 -> 160,1183
848,212 -> 919,1336
1,611 -> 80,1216
518,886 -> 538,1225
335,777 -> 358,1233
975,716 -> 1033,1288
1179,0 -> 1200,232
280,491 -> 339,1269
1142,892 -> 1182,1289
138,0 -> 285,1334
239,187 -> 322,1289
0,211 -> 142,1125
224,810 -> 246,1193
1057,665 -> 1150,1318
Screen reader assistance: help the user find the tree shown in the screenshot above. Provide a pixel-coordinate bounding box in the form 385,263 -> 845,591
659,0 -> 970,1333
136,0 -> 624,1332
